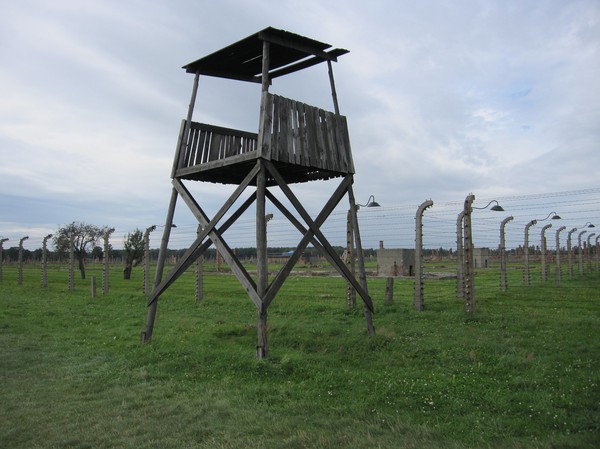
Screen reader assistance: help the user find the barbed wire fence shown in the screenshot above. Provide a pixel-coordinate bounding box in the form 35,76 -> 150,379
1,188 -> 598,306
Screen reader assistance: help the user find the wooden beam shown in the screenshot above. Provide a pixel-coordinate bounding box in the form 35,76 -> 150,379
142,187 -> 178,342
262,162 -> 373,311
347,183 -> 375,335
173,179 -> 261,307
258,30 -> 337,62
265,190 -> 337,268
269,49 -> 348,79
265,189 -> 359,301
147,163 -> 261,306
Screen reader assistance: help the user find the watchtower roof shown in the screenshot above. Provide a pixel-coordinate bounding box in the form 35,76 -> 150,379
183,27 -> 348,83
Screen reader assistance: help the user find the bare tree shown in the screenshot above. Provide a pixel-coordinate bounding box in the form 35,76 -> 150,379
53,222 -> 105,279
123,229 -> 144,280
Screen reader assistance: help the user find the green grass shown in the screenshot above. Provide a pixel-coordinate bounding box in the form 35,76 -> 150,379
0,263 -> 599,448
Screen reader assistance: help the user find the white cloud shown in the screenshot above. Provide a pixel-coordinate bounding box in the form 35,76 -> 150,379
0,0 -> 598,247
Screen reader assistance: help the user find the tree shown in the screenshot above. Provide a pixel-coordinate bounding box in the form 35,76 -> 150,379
53,222 -> 105,279
123,229 -> 144,280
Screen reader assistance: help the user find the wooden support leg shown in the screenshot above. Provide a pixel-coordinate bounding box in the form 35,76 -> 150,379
385,277 -> 394,304
257,306 -> 268,359
347,184 -> 376,336
256,161 -> 268,359
142,188 -> 178,343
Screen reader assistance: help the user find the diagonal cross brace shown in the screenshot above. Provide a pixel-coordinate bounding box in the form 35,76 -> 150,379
147,163 -> 260,306
262,162 -> 374,312
173,178 -> 262,307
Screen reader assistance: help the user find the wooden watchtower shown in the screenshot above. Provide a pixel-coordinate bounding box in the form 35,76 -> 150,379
141,27 -> 375,358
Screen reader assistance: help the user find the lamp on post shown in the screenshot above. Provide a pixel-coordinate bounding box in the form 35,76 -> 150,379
577,230 -> 587,276
586,232 -> 596,273
523,220 -> 537,286
555,226 -> 566,286
539,211 -> 562,221
567,228 -> 577,279
346,196 -> 380,308
472,200 -> 504,212
540,224 -> 553,282
356,195 -> 381,209
462,197 -> 504,312
524,212 -> 561,286
499,216 -> 514,292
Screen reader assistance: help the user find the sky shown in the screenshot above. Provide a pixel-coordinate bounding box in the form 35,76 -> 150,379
1,0 -> 599,251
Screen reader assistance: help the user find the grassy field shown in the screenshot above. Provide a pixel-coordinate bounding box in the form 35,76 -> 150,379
1,262 -> 599,448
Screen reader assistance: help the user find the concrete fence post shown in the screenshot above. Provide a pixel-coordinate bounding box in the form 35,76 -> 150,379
41,234 -> 53,288
0,238 -> 8,282
463,194 -> 475,313
567,228 -> 577,279
586,233 -> 596,273
499,216 -> 513,292
577,230 -> 587,276
523,220 -> 537,286
456,211 -> 465,298
102,228 -> 115,294
540,224 -> 552,283
69,234 -> 75,290
413,199 -> 433,311
18,236 -> 29,286
555,226 -> 566,286
143,225 -> 156,295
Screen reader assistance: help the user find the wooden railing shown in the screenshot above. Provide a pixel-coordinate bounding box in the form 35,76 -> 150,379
176,94 -> 354,177
261,94 -> 354,174
179,122 -> 258,169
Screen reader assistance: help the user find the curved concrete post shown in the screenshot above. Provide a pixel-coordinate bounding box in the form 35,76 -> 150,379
18,236 -> 29,286
523,220 -> 537,286
456,211 -> 465,298
41,234 -> 53,288
554,226 -> 566,286
587,233 -> 596,273
596,235 -> 600,273
567,228 -> 577,279
463,194 -> 476,313
414,199 -> 433,311
143,225 -> 156,295
540,224 -> 552,283
577,230 -> 587,276
69,234 -> 75,290
102,228 -> 115,294
0,238 -> 9,282
499,216 -> 513,292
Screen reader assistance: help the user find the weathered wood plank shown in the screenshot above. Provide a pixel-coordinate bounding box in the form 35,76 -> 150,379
300,101 -> 318,167
278,96 -> 290,163
257,92 -> 278,159
287,99 -> 296,164
209,133 -> 222,162
195,129 -> 206,164
340,116 -> 354,173
333,114 -> 347,172
290,102 -> 308,165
